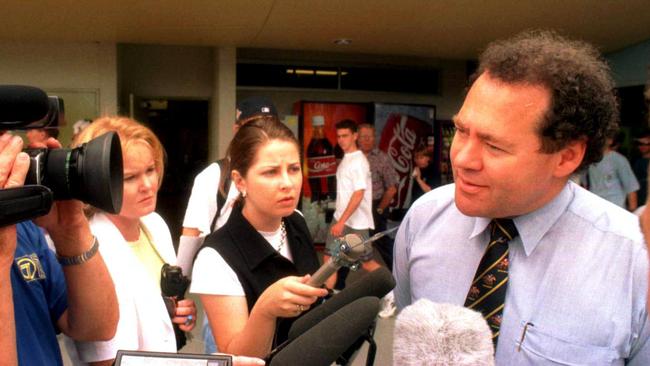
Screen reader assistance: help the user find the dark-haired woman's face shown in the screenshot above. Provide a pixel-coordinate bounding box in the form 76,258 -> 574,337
236,139 -> 302,221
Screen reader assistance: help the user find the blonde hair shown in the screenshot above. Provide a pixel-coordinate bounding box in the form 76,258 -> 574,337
73,116 -> 165,185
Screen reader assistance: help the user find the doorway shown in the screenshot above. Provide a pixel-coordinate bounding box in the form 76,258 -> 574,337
136,98 -> 210,240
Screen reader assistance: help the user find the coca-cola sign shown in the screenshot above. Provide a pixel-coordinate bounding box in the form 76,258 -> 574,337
378,113 -> 432,208
307,156 -> 337,178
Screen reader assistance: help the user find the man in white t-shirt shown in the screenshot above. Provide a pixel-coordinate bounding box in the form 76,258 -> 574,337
323,119 -> 381,289
181,96 -> 278,354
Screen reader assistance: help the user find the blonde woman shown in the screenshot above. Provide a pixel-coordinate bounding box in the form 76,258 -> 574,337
66,117 -> 196,365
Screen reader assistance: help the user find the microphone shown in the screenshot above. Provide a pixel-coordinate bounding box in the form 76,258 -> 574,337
394,299 -> 495,366
269,296 -> 380,366
290,267 -> 395,340
308,233 -> 367,287
0,85 -> 50,125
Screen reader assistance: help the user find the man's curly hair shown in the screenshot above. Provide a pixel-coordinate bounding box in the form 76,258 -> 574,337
471,30 -> 618,171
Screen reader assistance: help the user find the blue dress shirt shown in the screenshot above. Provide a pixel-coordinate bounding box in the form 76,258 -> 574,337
394,182 -> 650,365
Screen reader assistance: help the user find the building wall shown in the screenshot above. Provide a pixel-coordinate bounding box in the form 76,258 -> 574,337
607,39 -> 650,87
117,44 -> 215,103
0,41 -> 118,116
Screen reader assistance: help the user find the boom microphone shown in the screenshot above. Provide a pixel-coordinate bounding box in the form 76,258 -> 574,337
269,296 -> 380,366
289,267 -> 395,340
0,85 -> 50,126
394,299 -> 495,366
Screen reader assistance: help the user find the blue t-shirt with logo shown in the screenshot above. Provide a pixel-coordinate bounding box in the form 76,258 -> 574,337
12,221 -> 68,365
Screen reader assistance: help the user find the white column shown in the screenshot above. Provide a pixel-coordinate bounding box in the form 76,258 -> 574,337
210,46 -> 237,160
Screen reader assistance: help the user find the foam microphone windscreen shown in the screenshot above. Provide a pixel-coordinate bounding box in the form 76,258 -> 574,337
0,85 -> 50,123
289,267 -> 395,340
270,296 -> 380,366
394,299 -> 495,366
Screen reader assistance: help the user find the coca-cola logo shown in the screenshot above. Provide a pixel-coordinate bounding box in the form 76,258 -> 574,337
307,156 -> 337,177
378,113 -> 431,208
387,115 -> 417,174
311,160 -> 336,172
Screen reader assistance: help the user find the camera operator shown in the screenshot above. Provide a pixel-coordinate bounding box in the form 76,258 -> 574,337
0,131 -> 118,365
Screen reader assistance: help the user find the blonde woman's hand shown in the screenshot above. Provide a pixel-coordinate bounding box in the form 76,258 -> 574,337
172,298 -> 198,332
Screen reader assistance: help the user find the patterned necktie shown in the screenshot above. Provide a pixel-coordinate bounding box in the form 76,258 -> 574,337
464,219 -> 518,347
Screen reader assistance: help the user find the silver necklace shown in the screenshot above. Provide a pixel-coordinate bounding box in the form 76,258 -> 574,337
277,220 -> 287,252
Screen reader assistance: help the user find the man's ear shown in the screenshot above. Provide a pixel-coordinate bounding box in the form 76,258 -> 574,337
553,139 -> 587,178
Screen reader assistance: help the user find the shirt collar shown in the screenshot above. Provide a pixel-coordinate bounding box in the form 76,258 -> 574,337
469,181 -> 575,256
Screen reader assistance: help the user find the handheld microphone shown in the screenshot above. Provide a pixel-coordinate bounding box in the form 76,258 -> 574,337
308,233 -> 367,287
290,267 -> 395,340
308,227 -> 398,287
0,85 -> 50,127
394,299 -> 495,366
269,296 -> 380,366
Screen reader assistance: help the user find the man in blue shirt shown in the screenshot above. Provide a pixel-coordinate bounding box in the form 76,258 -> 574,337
585,133 -> 640,210
394,30 -> 650,364
0,132 -> 118,365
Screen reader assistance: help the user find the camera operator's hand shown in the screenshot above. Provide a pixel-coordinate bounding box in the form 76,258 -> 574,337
0,132 -> 29,366
0,133 -> 30,266
31,137 -> 93,256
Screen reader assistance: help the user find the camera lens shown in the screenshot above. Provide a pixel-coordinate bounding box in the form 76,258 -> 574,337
25,132 -> 123,213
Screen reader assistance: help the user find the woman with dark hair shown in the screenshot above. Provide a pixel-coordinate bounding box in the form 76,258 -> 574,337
191,116 -> 328,357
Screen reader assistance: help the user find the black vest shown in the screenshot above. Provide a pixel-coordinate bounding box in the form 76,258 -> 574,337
202,206 -> 320,345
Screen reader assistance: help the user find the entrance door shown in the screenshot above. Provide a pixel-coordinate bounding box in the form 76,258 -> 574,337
135,98 -> 210,240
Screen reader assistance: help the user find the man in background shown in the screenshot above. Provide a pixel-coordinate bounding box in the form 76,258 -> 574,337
585,130 -> 639,210
324,120 -> 381,289
633,129 -> 650,205
357,123 -> 399,271
394,30 -> 649,364
182,96 -> 278,238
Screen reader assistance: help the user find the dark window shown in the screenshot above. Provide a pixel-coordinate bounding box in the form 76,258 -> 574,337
340,67 -> 438,94
237,63 -> 439,94
237,64 -> 338,89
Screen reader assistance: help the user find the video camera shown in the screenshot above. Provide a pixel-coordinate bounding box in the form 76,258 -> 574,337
0,85 -> 123,226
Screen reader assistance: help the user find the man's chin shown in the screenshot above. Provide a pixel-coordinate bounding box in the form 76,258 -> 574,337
454,195 -> 490,218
